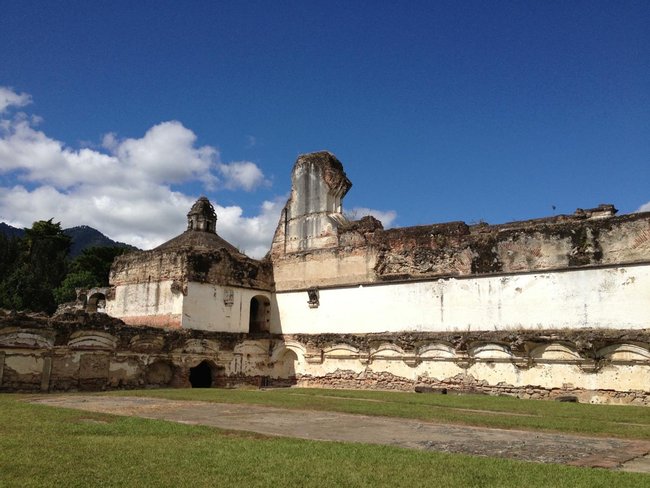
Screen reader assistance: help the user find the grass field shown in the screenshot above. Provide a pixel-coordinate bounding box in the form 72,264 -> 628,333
1,390 -> 649,487
104,387 -> 650,439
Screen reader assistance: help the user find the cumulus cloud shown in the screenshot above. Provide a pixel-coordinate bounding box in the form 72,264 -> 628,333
346,207 -> 397,227
0,87 -> 31,113
217,161 -> 268,191
216,197 -> 286,257
636,202 -> 650,213
0,87 -> 277,257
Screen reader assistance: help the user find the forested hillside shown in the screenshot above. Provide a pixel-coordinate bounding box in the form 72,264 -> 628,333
0,220 -> 131,313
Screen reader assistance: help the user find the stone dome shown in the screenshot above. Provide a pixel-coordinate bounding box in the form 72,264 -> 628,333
153,197 -> 243,255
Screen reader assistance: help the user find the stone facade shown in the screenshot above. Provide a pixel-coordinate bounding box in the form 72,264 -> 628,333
107,196 -> 274,331
1,311 -> 649,405
2,151 -> 649,404
0,311 -> 284,391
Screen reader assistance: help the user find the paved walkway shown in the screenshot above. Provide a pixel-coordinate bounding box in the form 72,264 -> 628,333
33,395 -> 650,473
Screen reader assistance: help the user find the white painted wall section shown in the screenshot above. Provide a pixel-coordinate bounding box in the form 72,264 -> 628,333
182,282 -> 275,332
275,265 -> 650,333
106,280 -> 184,327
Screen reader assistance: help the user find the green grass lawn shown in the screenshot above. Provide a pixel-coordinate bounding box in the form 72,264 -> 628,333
1,392 -> 649,487
104,387 -> 650,439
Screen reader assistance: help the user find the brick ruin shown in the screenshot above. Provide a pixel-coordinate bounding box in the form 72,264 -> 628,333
1,151 -> 649,404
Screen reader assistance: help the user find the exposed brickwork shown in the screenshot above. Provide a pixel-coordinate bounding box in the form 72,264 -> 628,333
296,370 -> 650,405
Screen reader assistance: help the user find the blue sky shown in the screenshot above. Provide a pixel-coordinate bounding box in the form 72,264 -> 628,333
1,1 -> 648,256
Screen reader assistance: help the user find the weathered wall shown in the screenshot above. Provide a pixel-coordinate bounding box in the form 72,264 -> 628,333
107,279 -> 184,328
2,312 -> 649,406
271,151 -> 352,254
273,211 -> 650,291
110,248 -> 273,290
272,246 -> 377,291
268,153 -> 650,337
108,246 -> 274,330
276,329 -> 650,405
0,312 -> 279,392
182,283 -> 276,332
274,263 -> 650,334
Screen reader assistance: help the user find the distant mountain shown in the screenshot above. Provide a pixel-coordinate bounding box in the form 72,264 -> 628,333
0,222 -> 137,257
63,225 -> 138,257
0,222 -> 25,239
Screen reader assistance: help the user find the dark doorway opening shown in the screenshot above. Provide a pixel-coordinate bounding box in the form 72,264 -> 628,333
249,295 -> 270,333
250,297 -> 260,331
189,361 -> 212,388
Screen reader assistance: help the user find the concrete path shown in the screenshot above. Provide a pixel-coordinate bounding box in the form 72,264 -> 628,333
32,395 -> 650,473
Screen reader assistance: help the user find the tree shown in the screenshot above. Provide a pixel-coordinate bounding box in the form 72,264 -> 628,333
0,219 -> 71,313
54,246 -> 126,304
0,233 -> 21,279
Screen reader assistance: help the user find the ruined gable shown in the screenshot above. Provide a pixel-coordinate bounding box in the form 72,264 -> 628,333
107,197 -> 274,331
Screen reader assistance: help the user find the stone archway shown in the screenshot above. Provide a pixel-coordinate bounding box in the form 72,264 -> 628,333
86,292 -> 106,313
249,295 -> 270,333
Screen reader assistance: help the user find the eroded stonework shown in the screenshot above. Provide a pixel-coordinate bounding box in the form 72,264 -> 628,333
1,312 -> 649,405
3,151 -> 650,404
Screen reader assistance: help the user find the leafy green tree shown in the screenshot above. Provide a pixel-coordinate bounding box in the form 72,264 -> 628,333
53,246 -> 127,304
53,270 -> 98,304
0,234 -> 21,279
0,219 -> 71,313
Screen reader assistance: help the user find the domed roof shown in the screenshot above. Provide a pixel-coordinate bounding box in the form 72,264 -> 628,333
153,197 -> 244,255
154,230 -> 243,254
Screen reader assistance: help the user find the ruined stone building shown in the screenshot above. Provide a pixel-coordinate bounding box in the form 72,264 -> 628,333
2,151 -> 650,404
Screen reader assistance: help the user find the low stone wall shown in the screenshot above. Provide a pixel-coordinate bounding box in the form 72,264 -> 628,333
278,329 -> 650,406
0,311 -> 277,392
295,371 -> 650,405
1,311 -> 648,406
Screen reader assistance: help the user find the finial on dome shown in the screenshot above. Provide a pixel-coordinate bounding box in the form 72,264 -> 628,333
187,196 -> 217,233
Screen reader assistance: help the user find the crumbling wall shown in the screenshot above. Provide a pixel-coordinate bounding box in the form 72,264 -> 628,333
110,248 -> 273,291
1,312 -> 648,405
277,329 -> 650,405
271,152 -> 650,291
274,208 -> 650,291
271,151 -> 352,255
0,311 -> 278,392
108,247 -> 274,328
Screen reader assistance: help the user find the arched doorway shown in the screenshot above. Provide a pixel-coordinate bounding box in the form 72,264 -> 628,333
249,295 -> 270,333
87,292 -> 106,313
189,360 -> 213,388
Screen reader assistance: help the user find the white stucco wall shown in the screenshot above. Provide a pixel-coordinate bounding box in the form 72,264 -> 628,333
275,264 -> 650,334
182,282 -> 275,332
106,280 -> 184,327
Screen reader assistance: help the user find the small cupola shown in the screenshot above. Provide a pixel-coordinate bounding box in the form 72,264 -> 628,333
187,196 -> 217,233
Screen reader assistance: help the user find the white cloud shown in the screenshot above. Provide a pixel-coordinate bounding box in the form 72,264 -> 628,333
637,202 -> 650,213
0,87 -> 31,113
217,161 -> 269,191
0,87 -> 276,257
215,196 -> 286,257
115,121 -> 218,187
346,207 -> 397,228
